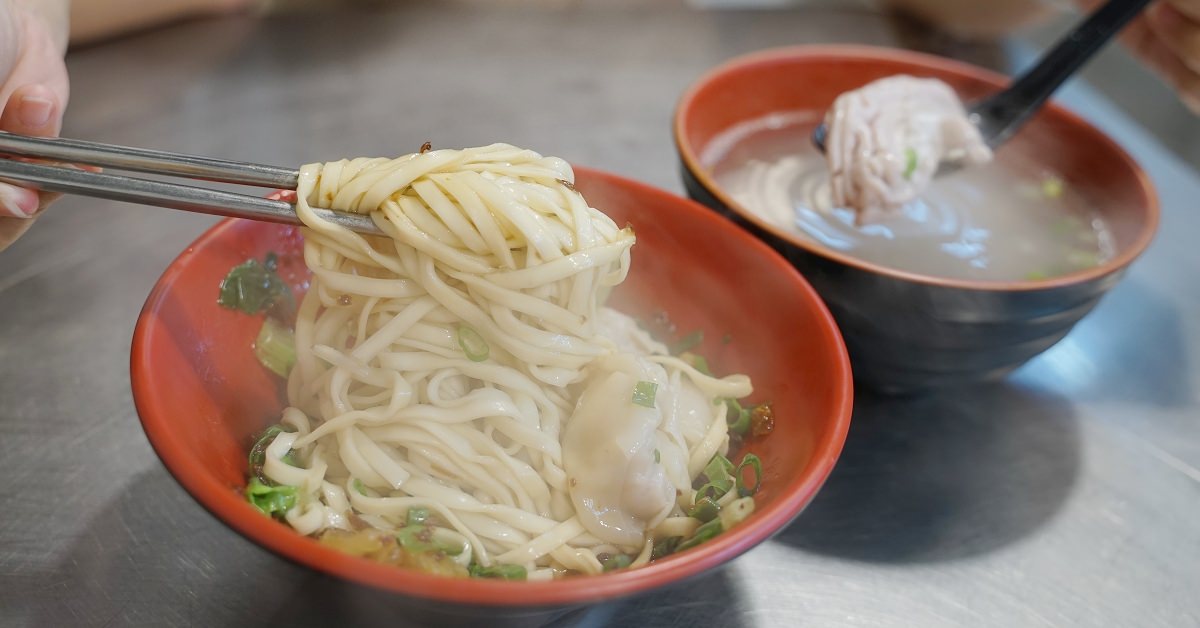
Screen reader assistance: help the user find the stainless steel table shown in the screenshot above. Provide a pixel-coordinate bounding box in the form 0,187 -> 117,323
2,3 -> 1197,626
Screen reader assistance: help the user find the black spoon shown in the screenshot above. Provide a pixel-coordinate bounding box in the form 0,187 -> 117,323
812,0 -> 1153,156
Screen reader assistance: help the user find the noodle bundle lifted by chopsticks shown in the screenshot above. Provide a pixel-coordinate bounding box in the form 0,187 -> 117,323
254,143 -> 759,579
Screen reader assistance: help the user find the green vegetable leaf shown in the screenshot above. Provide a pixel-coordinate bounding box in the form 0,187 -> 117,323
669,330 -> 703,355
456,325 -> 490,362
218,254 -> 293,316
245,477 -> 297,518
468,563 -> 527,580
254,317 -> 296,378
903,148 -> 918,180
632,380 -> 658,409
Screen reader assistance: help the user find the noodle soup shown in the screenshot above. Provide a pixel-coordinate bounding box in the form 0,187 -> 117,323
706,112 -> 1115,282
226,145 -> 772,581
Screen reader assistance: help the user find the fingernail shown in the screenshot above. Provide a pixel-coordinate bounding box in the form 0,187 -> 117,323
0,184 -> 37,218
17,96 -> 53,128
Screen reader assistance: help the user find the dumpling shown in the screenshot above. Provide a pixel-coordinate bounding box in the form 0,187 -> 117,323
562,359 -> 676,547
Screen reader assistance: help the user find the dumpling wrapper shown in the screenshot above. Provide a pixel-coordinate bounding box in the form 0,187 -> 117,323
562,364 -> 676,547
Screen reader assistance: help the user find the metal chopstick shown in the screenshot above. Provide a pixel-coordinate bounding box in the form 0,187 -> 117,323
0,131 -> 384,236
0,131 -> 299,188
0,157 -> 384,236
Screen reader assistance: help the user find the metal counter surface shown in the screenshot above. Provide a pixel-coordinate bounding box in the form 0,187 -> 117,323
1,3 -> 1196,626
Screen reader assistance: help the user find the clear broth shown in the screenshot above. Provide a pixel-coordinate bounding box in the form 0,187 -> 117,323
706,112 -> 1114,282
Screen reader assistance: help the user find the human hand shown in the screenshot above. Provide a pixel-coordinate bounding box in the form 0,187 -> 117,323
0,0 -> 69,250
1138,1 -> 1200,113
1077,0 -> 1200,114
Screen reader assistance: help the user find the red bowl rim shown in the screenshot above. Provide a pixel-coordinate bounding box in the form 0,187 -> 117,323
673,44 -> 1161,292
130,165 -> 854,607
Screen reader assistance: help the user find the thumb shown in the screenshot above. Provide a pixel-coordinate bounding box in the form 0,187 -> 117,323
0,82 -> 64,138
0,83 -> 64,220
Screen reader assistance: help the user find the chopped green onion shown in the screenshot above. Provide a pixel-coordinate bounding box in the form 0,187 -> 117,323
707,453 -> 735,477
601,554 -> 634,572
687,497 -> 720,523
469,563 -> 527,580
680,352 -> 712,376
249,424 -> 294,481
254,317 -> 296,378
653,448 -> 661,464
353,479 -> 367,495
719,496 -> 756,531
669,330 -> 703,355
1042,175 -> 1065,199
725,398 -> 751,435
396,525 -> 437,553
695,454 -> 735,501
1067,250 -> 1100,268
736,453 -> 763,497
456,325 -> 490,362
1052,216 -> 1081,235
396,525 -> 464,555
1025,270 -> 1049,281
676,518 -> 724,552
903,148 -> 918,180
407,507 -> 430,526
721,333 -> 733,345
218,253 -> 293,316
245,477 -> 297,518
651,537 -> 681,560
632,380 -> 658,408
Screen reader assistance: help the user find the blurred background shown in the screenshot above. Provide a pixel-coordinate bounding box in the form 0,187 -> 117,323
66,0 -> 1200,172
3,1 -> 1196,626
697,0 -> 1200,167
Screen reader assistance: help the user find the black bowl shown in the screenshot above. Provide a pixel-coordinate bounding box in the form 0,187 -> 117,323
674,46 -> 1159,393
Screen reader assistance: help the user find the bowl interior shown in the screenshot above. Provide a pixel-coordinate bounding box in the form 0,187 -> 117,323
675,45 -> 1158,288
131,166 -> 853,607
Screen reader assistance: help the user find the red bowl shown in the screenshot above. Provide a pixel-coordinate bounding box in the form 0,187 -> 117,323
130,166 -> 853,610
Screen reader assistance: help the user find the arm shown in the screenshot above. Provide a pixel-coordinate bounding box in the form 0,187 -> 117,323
70,0 -> 252,46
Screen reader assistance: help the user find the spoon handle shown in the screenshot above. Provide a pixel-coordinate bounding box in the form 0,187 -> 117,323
974,0 -> 1153,147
